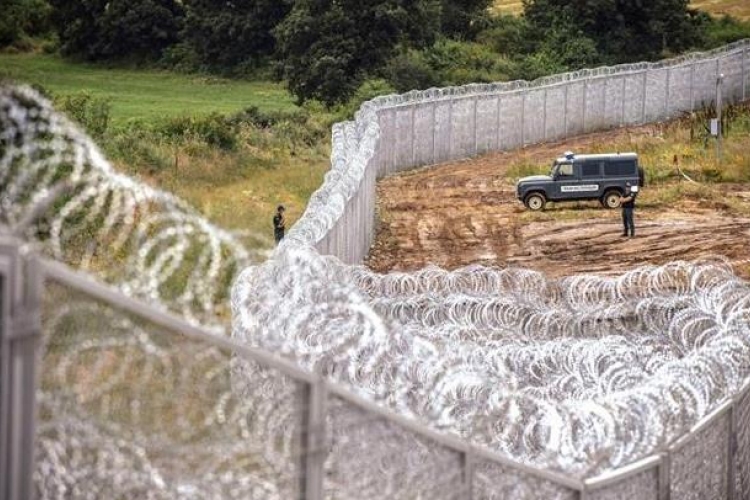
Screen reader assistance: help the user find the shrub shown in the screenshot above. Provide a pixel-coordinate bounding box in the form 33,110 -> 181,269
56,92 -> 111,138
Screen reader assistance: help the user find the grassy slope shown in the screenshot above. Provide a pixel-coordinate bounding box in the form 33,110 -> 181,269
493,0 -> 750,19
0,53 -> 328,249
0,54 -> 296,126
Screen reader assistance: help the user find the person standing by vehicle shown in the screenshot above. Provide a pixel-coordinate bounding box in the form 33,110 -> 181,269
620,182 -> 637,237
273,205 -> 286,244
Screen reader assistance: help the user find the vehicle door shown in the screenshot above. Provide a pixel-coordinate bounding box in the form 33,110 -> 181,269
552,162 -> 580,200
579,161 -> 604,198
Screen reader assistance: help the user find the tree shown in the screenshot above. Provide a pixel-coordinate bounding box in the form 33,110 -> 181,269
49,0 -> 183,61
0,0 -> 53,48
440,0 -> 492,39
523,0 -> 703,63
182,0 -> 293,70
275,0 -> 441,106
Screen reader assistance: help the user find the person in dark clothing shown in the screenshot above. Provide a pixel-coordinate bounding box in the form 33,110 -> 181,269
273,205 -> 286,244
620,182 -> 637,237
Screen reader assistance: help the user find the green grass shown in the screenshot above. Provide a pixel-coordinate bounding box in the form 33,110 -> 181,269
0,54 -> 296,127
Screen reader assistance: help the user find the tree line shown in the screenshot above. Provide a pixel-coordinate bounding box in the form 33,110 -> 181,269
2,0 -> 749,106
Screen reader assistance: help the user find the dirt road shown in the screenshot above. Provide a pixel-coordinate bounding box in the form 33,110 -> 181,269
366,129 -> 750,278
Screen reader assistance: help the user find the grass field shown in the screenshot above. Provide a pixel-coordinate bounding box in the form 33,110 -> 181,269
492,0 -> 750,19
0,53 -> 329,250
0,54 -> 296,126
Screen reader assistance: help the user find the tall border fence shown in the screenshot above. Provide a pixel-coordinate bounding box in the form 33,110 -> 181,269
2,40 -> 750,500
288,40 -> 750,265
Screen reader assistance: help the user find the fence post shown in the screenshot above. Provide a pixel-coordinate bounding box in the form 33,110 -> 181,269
473,95 -> 479,155
431,101 -> 437,165
665,67 -> 671,118
690,61 -> 696,111
743,46 -> 747,102
496,96 -> 503,150
448,99 -> 454,161
461,452 -> 474,500
520,91 -> 526,146
602,77 -> 607,128
300,378 -> 327,500
641,70 -> 648,123
582,79 -> 588,133
542,89 -> 548,141
716,58 -> 721,106
563,83 -> 569,137
620,76 -> 626,126
658,452 -> 671,500
0,241 -> 42,500
729,405 -> 737,500
410,104 -> 416,167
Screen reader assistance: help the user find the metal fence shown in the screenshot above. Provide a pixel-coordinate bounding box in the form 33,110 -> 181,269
4,239 -> 750,498
289,40 -> 750,265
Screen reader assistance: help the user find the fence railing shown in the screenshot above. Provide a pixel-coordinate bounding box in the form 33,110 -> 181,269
4,235 -> 750,498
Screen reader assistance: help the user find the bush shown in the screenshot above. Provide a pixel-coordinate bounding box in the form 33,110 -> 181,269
701,14 -> 750,49
56,92 -> 111,138
422,39 -> 514,86
383,51 -> 439,93
158,114 -> 238,150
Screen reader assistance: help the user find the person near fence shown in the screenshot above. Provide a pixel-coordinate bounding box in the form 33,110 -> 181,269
273,205 -> 286,244
620,182 -> 637,237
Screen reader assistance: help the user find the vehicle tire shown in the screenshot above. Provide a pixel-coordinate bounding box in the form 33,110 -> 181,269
602,190 -> 621,209
524,192 -> 546,211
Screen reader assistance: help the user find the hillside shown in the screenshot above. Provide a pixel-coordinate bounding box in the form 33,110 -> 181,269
493,0 -> 750,19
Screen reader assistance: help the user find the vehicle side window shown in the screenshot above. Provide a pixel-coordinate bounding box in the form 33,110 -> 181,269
557,163 -> 574,177
581,162 -> 600,177
604,161 -> 636,176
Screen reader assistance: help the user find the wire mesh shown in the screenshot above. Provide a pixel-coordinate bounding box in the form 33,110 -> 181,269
36,277 -> 308,500
585,466 -> 659,500
473,459 -> 579,500
324,395 -> 466,500
669,411 -> 731,500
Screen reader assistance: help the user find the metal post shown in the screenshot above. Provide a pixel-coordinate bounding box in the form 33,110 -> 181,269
520,91 -> 526,146
665,67 -> 671,118
582,80 -> 588,133
300,378 -> 327,500
461,452 -> 474,500
0,241 -> 42,500
659,453 -> 672,500
717,72 -> 724,165
542,89 -> 548,141
641,70 -> 648,123
728,406 -> 737,500
410,105 -> 416,167
473,96 -> 479,155
743,47 -> 748,102
496,96 -> 502,150
602,78 -> 607,128
563,83 -> 569,137
620,76 -> 626,126
690,61 -> 696,111
431,101 -> 436,165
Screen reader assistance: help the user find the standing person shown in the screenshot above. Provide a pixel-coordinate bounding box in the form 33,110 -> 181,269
273,205 -> 286,244
620,182 -> 637,237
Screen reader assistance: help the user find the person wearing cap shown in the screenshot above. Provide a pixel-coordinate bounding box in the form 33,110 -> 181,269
619,182 -> 637,237
273,205 -> 286,244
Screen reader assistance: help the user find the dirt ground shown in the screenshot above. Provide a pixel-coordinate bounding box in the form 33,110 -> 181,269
366,127 -> 750,279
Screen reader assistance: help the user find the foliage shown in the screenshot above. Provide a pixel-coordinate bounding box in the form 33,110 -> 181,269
275,0 -> 442,106
55,92 -> 111,138
700,14 -> 750,48
0,0 -> 53,49
49,0 -> 184,61
440,0 -> 493,39
182,0 -> 292,72
523,0 -> 704,63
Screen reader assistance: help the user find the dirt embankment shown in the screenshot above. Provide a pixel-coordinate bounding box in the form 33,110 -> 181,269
366,128 -> 750,279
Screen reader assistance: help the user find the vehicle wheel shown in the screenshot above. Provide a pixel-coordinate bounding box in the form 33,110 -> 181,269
602,190 -> 621,209
524,193 -> 546,211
